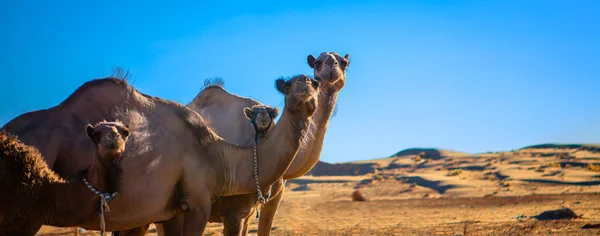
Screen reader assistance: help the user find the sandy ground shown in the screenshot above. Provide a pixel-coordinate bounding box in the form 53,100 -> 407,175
36,147 -> 600,235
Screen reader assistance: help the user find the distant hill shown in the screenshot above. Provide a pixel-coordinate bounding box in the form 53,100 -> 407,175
306,144 -> 599,177
390,148 -> 472,160
307,160 -> 377,176
518,143 -> 600,152
307,148 -> 471,176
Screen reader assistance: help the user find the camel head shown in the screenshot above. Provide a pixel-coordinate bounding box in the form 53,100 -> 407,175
307,52 -> 350,92
243,105 -> 279,136
86,120 -> 130,165
275,74 -> 320,116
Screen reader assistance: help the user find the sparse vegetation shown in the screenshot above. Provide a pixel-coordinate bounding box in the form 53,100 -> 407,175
352,190 -> 366,201
587,163 -> 600,172
552,162 -> 563,168
447,169 -> 463,176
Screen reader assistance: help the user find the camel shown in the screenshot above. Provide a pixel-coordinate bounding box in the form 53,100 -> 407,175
111,105 -> 279,236
0,121 -> 130,236
243,105 -> 279,137
1,73 -> 319,235
116,52 -> 348,236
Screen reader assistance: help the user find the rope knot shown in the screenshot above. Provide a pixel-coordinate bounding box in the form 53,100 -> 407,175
83,176 -> 118,236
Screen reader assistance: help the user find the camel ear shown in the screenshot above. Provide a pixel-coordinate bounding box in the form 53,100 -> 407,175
243,107 -> 254,120
266,107 -> 279,119
307,55 -> 316,69
275,79 -> 287,94
121,126 -> 130,138
86,125 -> 99,144
343,54 -> 351,68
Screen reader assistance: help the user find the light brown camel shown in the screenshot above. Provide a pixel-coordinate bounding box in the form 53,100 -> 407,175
0,121 -> 130,236
117,52 -> 349,236
1,74 -> 320,235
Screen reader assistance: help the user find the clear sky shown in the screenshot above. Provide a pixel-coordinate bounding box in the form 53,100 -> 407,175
1,0 -> 599,163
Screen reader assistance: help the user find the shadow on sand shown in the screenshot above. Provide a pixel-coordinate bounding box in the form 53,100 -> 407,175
521,179 -> 600,186
395,176 -> 459,194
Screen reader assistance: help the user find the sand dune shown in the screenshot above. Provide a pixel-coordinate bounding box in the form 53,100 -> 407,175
37,144 -> 600,235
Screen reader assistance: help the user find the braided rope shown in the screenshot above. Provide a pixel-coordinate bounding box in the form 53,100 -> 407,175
83,176 -> 117,236
253,129 -> 266,218
250,110 -> 268,219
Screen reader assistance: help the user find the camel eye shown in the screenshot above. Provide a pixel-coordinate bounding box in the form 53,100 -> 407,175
313,60 -> 322,69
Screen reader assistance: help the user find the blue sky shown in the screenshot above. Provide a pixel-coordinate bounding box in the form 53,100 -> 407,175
1,0 -> 599,163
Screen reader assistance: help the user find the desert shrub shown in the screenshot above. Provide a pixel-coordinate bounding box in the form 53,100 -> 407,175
587,163 -> 600,172
551,162 -> 563,168
447,169 -> 463,176
352,190 -> 366,201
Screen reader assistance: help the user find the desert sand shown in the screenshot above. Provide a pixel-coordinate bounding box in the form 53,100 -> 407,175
36,144 -> 600,235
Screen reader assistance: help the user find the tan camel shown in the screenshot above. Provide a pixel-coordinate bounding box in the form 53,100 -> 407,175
116,52 -> 349,236
1,74 -> 320,235
112,85 -> 291,236
0,121 -> 130,236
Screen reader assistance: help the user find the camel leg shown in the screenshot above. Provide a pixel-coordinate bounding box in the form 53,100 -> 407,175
257,189 -> 284,236
181,206 -> 209,236
179,184 -> 212,236
159,214 -> 184,236
111,225 -> 150,236
222,213 -> 245,236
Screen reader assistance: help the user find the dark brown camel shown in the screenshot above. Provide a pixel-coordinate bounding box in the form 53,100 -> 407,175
0,121 -> 130,236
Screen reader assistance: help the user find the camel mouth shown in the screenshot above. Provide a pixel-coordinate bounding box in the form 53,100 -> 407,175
112,151 -> 124,163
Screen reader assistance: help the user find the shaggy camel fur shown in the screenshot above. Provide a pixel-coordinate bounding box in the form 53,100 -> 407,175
115,52 -> 348,236
0,121 -> 130,236
2,74 -> 319,235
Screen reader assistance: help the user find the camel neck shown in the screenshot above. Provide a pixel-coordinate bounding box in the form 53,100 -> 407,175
218,109 -> 311,196
45,161 -> 118,227
283,89 -> 339,179
88,160 -> 122,194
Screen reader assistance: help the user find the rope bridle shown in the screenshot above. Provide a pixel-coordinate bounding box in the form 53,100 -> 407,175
82,176 -> 117,236
250,107 -> 273,219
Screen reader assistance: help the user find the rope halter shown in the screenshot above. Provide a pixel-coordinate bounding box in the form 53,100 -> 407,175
250,110 -> 273,219
83,176 -> 117,236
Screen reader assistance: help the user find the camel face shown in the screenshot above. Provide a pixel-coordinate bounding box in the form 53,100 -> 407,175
243,105 -> 279,134
86,121 -> 130,165
276,74 -> 320,116
307,52 -> 350,89
290,74 -> 321,101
